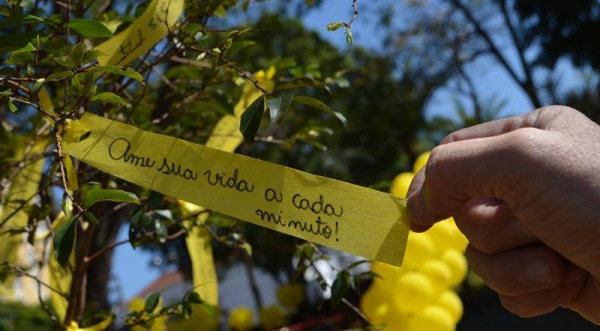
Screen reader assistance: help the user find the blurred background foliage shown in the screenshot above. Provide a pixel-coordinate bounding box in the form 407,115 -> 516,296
2,0 -> 600,330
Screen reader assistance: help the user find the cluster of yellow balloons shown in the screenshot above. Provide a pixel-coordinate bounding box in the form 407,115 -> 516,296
360,152 -> 469,331
227,283 -> 304,331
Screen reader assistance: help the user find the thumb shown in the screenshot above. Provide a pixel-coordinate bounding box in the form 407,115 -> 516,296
407,127 -> 546,227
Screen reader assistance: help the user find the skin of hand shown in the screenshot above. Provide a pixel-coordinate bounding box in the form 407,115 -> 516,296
406,106 -> 600,324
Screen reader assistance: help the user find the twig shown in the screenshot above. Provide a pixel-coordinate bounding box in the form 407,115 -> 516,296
11,97 -> 57,120
342,297 -> 371,325
6,263 -> 68,299
188,46 -> 273,97
85,227 -> 187,265
168,55 -> 211,68
243,251 -> 263,309
348,0 -> 358,27
150,64 -> 177,90
53,130 -> 83,214
0,182 -> 53,228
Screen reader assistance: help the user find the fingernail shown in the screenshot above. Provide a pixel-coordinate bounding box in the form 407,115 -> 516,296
407,186 -> 425,220
525,258 -> 554,284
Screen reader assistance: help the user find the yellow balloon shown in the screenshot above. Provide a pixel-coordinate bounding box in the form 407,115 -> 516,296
390,172 -> 414,198
437,290 -> 463,323
446,218 -> 469,252
440,249 -> 468,286
408,305 -> 455,331
402,232 -> 436,270
413,151 -> 431,174
360,287 -> 391,324
381,304 -> 410,331
421,259 -> 453,295
228,306 -> 254,331
426,220 -> 456,255
393,272 -> 435,314
371,261 -> 403,287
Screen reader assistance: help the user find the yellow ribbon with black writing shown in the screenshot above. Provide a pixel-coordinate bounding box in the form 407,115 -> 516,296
179,67 -> 277,307
62,113 -> 409,266
95,0 -> 184,66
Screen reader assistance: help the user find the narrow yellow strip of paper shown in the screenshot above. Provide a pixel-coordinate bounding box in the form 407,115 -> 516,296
179,202 -> 218,306
94,0 -> 184,66
0,138 -> 47,297
180,68 -> 276,305
63,114 -> 409,266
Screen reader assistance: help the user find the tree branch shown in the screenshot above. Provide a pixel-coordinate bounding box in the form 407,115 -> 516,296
498,0 -> 541,108
447,0 -> 539,107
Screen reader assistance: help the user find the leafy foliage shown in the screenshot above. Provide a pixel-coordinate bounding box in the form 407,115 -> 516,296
0,301 -> 54,331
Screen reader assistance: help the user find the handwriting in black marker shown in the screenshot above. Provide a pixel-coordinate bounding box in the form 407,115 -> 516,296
292,193 -> 343,217
109,138 -> 156,168
255,209 -> 286,226
264,188 -> 283,202
254,209 -> 339,241
203,168 -> 255,193
288,216 -> 334,239
156,158 -> 197,180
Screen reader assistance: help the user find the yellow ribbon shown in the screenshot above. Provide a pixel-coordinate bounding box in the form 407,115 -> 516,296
0,138 -> 47,297
94,0 -> 184,66
62,113 -> 409,266
179,67 -> 276,306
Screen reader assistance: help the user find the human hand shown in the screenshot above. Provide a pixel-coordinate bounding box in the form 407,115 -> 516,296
407,106 -> 600,324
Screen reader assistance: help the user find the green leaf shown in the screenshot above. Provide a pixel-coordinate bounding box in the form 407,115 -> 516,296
275,77 -> 331,94
83,188 -> 140,208
83,211 -> 99,224
70,19 -> 112,38
213,5 -> 227,18
326,22 -> 345,31
83,71 -> 96,97
69,43 -> 85,64
144,291 -> 161,313
267,93 -> 294,124
53,215 -> 78,267
4,51 -> 33,65
293,96 -> 349,130
21,15 -> 44,24
345,26 -> 353,45
47,71 -> 74,81
71,74 -> 82,95
81,49 -> 105,64
239,96 -> 265,144
53,55 -> 76,68
7,99 -> 17,113
90,92 -> 130,108
61,194 -> 71,219
239,242 -> 252,256
347,259 -> 370,270
93,66 -> 145,85
0,33 -> 35,54
187,291 -> 203,304
330,270 -> 350,307
225,40 -> 255,57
